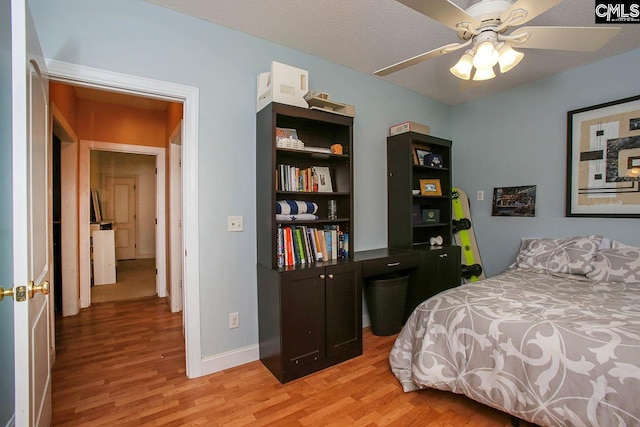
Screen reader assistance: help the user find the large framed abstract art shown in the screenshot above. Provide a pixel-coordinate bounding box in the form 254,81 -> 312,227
566,95 -> 640,217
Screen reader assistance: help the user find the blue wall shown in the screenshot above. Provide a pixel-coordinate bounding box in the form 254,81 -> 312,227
28,0 -> 452,358
452,48 -> 640,276
0,0 -> 15,423
25,0 -> 640,376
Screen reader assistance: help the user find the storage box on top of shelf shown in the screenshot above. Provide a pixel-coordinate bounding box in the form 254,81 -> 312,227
256,61 -> 309,112
389,121 -> 430,136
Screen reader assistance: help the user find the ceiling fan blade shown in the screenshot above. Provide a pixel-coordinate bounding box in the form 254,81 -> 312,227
374,43 -> 461,76
396,0 -> 480,31
500,0 -> 563,26
511,26 -> 621,51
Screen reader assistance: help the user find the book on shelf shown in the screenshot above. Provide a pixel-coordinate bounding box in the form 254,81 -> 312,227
294,227 -> 306,264
277,226 -> 285,268
284,227 -> 294,266
314,228 -> 325,261
325,230 -> 333,261
343,233 -> 349,258
276,164 -> 320,192
277,225 -> 349,266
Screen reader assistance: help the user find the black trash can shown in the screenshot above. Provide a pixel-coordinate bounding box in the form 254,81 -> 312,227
365,273 -> 410,336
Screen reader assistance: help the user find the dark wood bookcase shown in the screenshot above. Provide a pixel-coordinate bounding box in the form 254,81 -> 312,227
387,131 -> 461,316
387,132 -> 453,248
256,102 -> 361,383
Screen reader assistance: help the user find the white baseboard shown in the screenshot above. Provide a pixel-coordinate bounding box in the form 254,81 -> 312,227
200,344 -> 260,377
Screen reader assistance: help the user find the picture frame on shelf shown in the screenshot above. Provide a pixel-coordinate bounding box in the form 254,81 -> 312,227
419,179 -> 442,196
414,148 -> 431,165
312,166 -> 334,193
566,94 -> 640,217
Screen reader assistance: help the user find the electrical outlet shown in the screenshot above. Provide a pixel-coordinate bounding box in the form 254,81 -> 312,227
228,216 -> 243,232
477,190 -> 484,201
229,312 -> 239,329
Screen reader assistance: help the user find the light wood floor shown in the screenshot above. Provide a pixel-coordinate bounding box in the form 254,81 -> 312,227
52,297 -> 535,426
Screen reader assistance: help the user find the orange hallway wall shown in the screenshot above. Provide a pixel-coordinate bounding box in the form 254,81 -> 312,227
78,99 -> 166,147
166,102 -> 183,139
50,81 -> 79,132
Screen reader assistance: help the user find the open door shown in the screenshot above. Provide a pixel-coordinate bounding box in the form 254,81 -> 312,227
10,1 -> 52,425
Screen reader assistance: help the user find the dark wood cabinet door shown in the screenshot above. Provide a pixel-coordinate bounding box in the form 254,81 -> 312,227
430,246 -> 461,296
282,269 -> 326,368
405,246 -> 461,320
325,263 -> 362,357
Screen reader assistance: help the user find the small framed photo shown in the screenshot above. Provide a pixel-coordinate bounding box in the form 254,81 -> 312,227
419,179 -> 442,196
414,148 -> 431,165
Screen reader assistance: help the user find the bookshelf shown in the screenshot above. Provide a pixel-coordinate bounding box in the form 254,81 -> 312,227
256,102 -> 361,383
386,132 -> 461,318
387,132 -> 453,248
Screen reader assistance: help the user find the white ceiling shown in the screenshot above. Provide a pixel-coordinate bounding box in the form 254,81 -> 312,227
145,0 -> 640,105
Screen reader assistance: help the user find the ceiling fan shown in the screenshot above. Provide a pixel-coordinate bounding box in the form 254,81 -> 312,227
375,0 -> 620,81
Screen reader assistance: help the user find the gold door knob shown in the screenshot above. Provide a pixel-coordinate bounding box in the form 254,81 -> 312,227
0,286 -> 14,302
28,281 -> 50,299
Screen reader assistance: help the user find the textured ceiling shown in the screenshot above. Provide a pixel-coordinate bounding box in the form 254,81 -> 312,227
145,0 -> 640,105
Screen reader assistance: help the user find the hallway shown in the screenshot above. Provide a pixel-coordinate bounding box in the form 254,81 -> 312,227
91,258 -> 156,303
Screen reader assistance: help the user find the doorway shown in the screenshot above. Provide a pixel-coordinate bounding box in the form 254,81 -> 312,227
48,59 -> 202,378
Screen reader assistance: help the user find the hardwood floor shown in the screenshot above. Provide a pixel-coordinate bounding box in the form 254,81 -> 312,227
52,297 -> 533,426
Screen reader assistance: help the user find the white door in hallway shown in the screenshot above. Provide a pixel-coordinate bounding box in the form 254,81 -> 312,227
9,1 -> 52,425
102,176 -> 137,260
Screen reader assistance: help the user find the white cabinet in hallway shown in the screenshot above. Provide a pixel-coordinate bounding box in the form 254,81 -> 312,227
92,230 -> 116,285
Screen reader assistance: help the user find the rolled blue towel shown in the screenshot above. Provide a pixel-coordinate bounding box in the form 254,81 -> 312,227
276,200 -> 318,215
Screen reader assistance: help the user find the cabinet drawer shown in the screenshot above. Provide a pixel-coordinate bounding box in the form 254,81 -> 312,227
361,252 -> 419,278
290,350 -> 320,367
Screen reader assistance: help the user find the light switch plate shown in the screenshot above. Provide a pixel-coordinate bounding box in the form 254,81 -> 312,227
477,191 -> 484,201
228,216 -> 243,232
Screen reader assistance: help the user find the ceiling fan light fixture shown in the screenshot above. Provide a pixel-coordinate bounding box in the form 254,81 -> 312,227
472,66 -> 496,81
472,40 -> 499,69
450,52 -> 474,80
628,167 -> 640,178
498,44 -> 524,74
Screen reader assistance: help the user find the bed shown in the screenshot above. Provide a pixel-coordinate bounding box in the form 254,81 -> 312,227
389,235 -> 640,426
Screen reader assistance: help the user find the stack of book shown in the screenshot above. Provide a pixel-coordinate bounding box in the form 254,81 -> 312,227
276,165 -> 333,192
277,225 -> 349,267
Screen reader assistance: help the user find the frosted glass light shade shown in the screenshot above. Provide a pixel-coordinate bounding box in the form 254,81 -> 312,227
450,52 -> 474,80
472,41 -> 499,69
498,44 -> 524,73
472,66 -> 496,81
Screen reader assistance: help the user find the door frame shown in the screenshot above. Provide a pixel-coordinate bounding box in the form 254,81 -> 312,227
80,142 -> 164,300
47,59 -> 202,378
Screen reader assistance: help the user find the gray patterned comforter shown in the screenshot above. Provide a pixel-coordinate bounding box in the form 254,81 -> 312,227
389,268 -> 640,426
